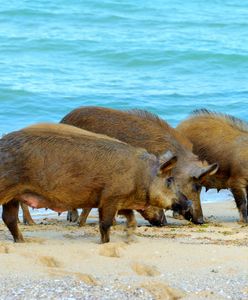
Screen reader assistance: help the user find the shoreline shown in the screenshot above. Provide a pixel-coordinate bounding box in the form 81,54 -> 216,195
0,200 -> 247,299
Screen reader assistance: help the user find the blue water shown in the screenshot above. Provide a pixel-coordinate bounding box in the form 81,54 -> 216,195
0,1 -> 247,205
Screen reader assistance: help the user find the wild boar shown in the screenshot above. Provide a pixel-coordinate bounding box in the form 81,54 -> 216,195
61,106 -> 218,224
0,123 -> 191,243
177,109 -> 248,223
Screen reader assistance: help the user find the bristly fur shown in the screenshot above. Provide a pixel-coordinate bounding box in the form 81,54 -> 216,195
127,109 -> 191,154
128,109 -> 171,131
192,109 -> 248,133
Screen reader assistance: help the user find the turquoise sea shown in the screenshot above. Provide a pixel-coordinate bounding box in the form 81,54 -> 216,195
0,1 -> 247,206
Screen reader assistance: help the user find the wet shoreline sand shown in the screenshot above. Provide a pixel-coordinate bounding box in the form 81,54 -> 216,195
0,200 -> 247,299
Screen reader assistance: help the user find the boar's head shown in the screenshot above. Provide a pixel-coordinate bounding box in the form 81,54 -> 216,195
149,151 -> 193,219
171,154 -> 219,224
138,206 -> 167,227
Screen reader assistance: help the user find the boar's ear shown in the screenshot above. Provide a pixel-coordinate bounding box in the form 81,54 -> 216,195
194,163 -> 219,180
158,151 -> 178,177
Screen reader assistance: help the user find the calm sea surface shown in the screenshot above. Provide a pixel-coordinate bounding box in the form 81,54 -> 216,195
0,1 -> 247,206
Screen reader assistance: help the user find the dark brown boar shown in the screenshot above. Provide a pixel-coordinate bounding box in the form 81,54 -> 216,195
61,106 -> 219,224
177,109 -> 248,223
0,123 -> 190,243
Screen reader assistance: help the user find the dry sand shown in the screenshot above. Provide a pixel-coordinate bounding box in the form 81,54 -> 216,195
0,200 -> 247,300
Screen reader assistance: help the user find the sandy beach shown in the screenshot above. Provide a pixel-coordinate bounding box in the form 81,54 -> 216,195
0,200 -> 247,300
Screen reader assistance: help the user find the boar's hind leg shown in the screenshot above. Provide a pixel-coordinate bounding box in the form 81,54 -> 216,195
20,203 -> 35,225
98,205 -> 117,243
78,208 -> 91,227
2,200 -> 24,242
119,209 -> 137,240
67,209 -> 79,222
231,188 -> 247,223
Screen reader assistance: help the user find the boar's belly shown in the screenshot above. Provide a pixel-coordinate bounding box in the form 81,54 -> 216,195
19,192 -> 66,213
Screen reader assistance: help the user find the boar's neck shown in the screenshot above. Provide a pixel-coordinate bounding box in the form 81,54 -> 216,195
191,144 -> 238,190
136,152 -> 158,205
137,124 -> 192,158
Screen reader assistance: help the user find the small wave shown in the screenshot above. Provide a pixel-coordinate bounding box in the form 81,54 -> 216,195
74,48 -> 248,68
176,51 -> 248,63
1,8 -> 55,18
0,87 -> 35,98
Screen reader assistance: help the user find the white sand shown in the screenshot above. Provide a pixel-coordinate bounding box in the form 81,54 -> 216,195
0,200 -> 247,299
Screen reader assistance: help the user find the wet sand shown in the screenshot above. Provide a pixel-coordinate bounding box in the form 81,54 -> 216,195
0,200 -> 247,299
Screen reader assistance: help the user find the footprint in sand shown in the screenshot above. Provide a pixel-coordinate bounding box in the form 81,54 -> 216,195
49,269 -> 99,286
24,237 -> 45,244
73,272 -> 99,285
98,242 -> 126,258
141,281 -> 184,300
39,256 -> 62,268
131,262 -> 160,277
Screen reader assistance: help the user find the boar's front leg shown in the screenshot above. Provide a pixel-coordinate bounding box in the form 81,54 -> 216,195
231,188 -> 247,223
98,205 -> 117,243
78,208 -> 91,227
119,209 -> 137,241
20,203 -> 36,225
2,199 -> 24,242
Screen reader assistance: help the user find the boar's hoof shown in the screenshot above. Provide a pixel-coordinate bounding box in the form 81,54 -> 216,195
149,218 -> 168,227
101,236 -> 110,244
15,238 -> 25,243
23,218 -> 36,225
14,234 -> 25,243
238,216 -> 248,224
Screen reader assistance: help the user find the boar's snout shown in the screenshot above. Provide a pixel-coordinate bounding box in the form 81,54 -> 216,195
172,192 -> 194,221
149,212 -> 167,227
192,216 -> 204,224
177,192 -> 193,212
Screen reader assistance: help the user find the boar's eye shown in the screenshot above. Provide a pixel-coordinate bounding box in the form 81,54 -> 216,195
166,177 -> 174,188
192,183 -> 201,192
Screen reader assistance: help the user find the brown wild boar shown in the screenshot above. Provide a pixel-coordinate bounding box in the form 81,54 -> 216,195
61,106 -> 219,224
177,109 -> 248,223
0,123 -> 191,243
